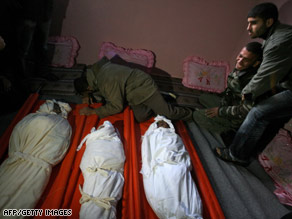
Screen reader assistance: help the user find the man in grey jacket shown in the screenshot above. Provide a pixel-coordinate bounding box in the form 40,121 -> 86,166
215,2 -> 292,166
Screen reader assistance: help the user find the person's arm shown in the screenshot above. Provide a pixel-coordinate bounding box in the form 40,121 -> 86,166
242,44 -> 292,100
79,101 -> 124,117
93,100 -> 124,118
218,101 -> 253,120
79,82 -> 125,118
205,107 -> 219,118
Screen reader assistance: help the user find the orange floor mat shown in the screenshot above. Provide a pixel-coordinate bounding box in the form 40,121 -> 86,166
0,93 -> 224,219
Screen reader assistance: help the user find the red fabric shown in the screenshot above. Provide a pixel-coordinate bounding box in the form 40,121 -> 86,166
0,93 -> 224,218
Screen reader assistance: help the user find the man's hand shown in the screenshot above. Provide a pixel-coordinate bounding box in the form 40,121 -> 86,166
205,107 -> 219,118
82,96 -> 91,104
79,107 -> 96,115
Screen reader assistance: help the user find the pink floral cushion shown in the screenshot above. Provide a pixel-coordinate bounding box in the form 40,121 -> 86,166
258,128 -> 292,206
48,36 -> 80,68
182,56 -> 230,93
98,42 -> 155,68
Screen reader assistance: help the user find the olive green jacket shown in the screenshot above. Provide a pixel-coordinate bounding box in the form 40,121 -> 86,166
86,57 -> 157,118
242,22 -> 292,100
218,68 -> 256,120
195,67 -> 257,133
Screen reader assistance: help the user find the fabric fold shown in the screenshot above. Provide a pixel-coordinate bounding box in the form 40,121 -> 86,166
78,120 -> 125,219
141,115 -> 203,219
0,100 -> 72,218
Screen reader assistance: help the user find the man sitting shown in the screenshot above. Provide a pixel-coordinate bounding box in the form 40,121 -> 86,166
193,42 -> 262,143
215,2 -> 292,167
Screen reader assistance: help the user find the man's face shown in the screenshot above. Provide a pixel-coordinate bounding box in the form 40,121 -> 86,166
247,17 -> 269,39
235,47 -> 259,71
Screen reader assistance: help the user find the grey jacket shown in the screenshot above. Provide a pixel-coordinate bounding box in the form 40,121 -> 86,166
242,22 -> 292,100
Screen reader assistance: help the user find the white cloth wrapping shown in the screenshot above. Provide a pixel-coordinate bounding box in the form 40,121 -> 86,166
37,99 -> 72,119
0,100 -> 72,217
77,121 -> 125,219
140,115 -> 203,219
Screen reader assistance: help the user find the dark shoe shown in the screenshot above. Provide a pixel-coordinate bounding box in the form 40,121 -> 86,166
214,147 -> 250,167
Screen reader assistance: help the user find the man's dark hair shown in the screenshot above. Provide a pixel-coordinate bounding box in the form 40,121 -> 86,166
74,77 -> 88,95
245,41 -> 263,61
247,2 -> 278,22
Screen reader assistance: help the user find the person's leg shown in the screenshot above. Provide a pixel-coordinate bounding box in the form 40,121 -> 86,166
198,93 -> 238,145
199,93 -> 222,108
17,19 -> 36,79
193,109 -> 235,133
229,90 -> 292,161
131,104 -> 154,122
142,90 -> 193,121
34,20 -> 51,76
256,116 -> 290,154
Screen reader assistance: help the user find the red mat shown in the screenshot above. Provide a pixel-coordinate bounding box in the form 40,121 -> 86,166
0,93 -> 224,219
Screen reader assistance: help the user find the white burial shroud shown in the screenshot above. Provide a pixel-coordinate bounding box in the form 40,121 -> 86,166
0,100 -> 72,216
77,121 -> 125,219
140,115 -> 203,219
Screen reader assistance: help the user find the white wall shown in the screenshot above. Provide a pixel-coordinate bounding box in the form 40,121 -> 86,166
232,0 -> 292,65
50,0 -> 291,78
